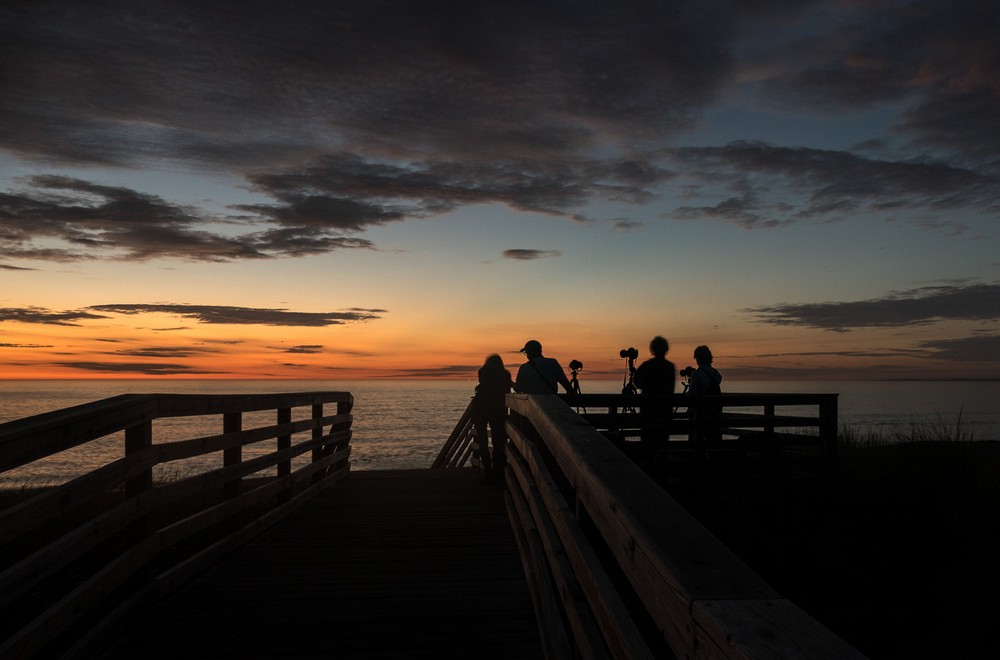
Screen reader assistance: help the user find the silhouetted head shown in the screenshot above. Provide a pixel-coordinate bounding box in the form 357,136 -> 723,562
520,339 -> 542,358
483,353 -> 504,370
649,336 -> 669,358
694,345 -> 713,366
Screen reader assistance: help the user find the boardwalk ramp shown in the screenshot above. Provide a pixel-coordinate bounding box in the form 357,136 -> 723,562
100,470 -> 542,659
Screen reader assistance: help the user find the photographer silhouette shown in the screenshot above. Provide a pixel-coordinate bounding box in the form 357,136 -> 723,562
633,336 -> 676,451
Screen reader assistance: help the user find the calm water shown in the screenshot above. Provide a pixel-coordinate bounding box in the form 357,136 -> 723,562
1,378 -> 998,485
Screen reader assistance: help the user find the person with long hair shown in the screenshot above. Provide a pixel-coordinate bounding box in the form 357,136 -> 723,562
472,354 -> 513,484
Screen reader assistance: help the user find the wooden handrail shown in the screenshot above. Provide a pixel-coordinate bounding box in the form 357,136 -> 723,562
0,391 -> 353,659
432,398 -> 477,468
503,393 -> 863,659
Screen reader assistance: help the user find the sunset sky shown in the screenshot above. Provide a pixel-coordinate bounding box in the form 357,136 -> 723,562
1,0 -> 998,380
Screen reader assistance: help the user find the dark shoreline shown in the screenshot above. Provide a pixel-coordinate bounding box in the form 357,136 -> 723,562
675,439 -> 1000,659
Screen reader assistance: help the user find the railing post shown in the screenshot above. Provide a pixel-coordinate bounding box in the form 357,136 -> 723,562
125,420 -> 153,542
223,411 -> 242,500
277,407 -> 292,478
312,403 -> 324,482
334,397 -> 353,460
765,403 -> 775,435
819,394 -> 839,473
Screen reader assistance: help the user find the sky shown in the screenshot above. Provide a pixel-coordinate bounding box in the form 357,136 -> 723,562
1,0 -> 999,381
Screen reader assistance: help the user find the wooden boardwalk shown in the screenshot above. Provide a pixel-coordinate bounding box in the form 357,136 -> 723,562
100,469 -> 543,659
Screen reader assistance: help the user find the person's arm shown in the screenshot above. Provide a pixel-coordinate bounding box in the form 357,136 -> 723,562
552,360 -> 573,392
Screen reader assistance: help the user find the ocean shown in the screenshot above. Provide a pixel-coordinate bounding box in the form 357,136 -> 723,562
1,378 -> 998,485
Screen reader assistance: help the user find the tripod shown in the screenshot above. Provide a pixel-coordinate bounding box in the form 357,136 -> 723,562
621,354 -> 637,413
568,360 -> 585,413
569,359 -> 583,395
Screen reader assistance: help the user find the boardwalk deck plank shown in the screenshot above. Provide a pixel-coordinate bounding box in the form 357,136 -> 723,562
101,469 -> 543,659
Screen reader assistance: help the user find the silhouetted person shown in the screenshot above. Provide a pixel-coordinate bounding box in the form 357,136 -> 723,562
686,345 -> 723,443
472,354 -> 513,484
514,340 -> 573,394
634,336 -> 676,450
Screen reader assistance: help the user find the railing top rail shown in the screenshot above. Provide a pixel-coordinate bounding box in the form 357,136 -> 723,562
505,393 -> 860,658
0,391 -> 353,474
561,392 -> 838,405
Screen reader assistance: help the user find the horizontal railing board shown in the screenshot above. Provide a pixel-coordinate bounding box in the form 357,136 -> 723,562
0,395 -> 156,472
507,442 -> 611,660
508,422 -> 655,660
0,392 -> 352,473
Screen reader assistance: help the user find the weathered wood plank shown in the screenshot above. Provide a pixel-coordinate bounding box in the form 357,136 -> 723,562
100,470 -> 543,659
691,598 -> 866,660
508,423 -> 655,660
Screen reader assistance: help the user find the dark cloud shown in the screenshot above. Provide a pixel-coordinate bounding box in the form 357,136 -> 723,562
55,361 -> 221,375
663,142 -> 1000,228
752,349 -> 928,359
0,343 -> 54,348
0,1 -> 733,167
612,220 -> 644,232
0,263 -> 37,271
0,176 -> 374,262
0,306 -> 109,326
502,249 -> 562,261
750,2 -> 1000,166
89,303 -> 383,326
107,347 -> 219,358
0,0 -> 996,265
243,155 -> 673,228
747,282 -> 1000,331
918,335 -> 1000,363
0,1 -> 705,262
284,345 -> 324,354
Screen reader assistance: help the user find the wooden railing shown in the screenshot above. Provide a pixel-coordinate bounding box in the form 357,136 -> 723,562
431,397 -> 476,468
502,393 -> 863,659
567,392 -> 839,477
0,391 -> 353,660
435,392 -> 840,477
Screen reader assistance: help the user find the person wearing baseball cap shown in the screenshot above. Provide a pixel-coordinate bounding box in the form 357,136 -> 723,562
514,339 -> 573,394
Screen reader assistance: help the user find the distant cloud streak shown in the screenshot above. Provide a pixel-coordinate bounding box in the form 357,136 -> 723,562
0,306 -> 108,326
502,249 -> 562,261
0,304 -> 383,328
747,282 -> 1000,331
664,143 -> 1000,229
90,304 -> 384,327
55,362 -> 221,375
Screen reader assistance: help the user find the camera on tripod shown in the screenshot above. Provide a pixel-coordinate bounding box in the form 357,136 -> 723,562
568,360 -> 583,394
619,347 -> 638,395
679,366 -> 695,378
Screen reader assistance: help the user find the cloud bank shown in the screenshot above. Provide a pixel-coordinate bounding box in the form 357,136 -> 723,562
1,1 -> 996,263
1,304 -> 384,328
747,282 -> 1000,331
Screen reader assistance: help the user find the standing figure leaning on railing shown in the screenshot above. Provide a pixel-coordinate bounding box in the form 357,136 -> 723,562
686,345 -> 723,443
634,335 -> 676,453
473,354 -> 514,485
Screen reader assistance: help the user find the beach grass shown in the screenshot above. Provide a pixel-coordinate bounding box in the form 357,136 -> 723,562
683,422 -> 1000,659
